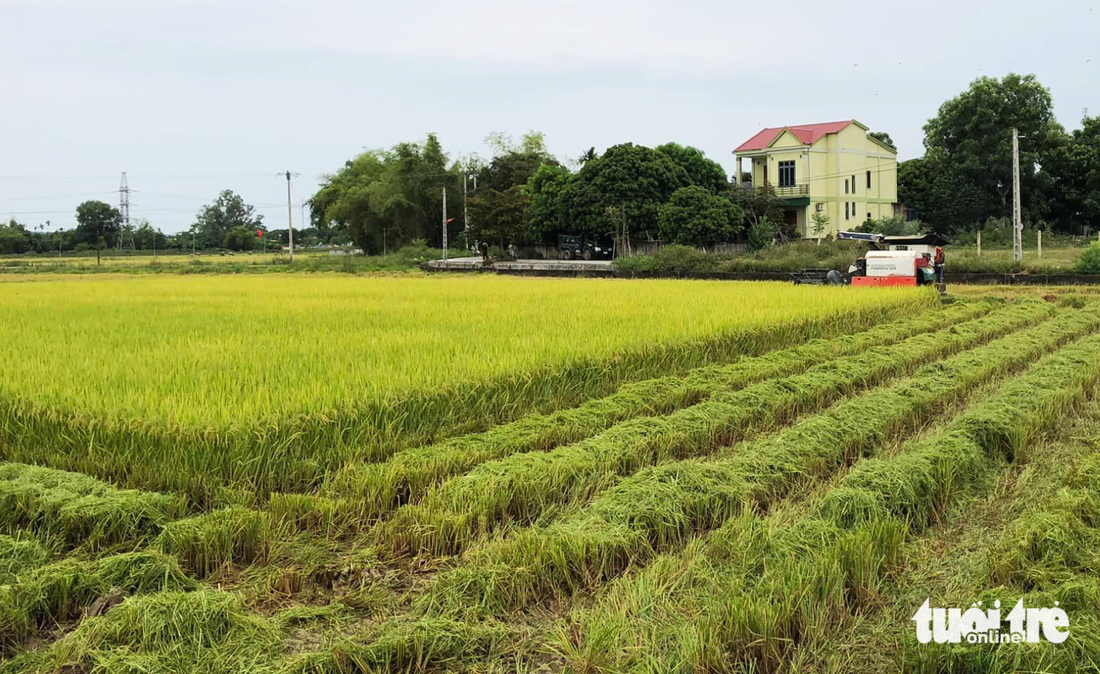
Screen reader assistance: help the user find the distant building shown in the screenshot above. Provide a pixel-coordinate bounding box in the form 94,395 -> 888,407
733,120 -> 898,238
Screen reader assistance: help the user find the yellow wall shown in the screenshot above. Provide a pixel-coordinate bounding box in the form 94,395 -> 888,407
741,122 -> 897,238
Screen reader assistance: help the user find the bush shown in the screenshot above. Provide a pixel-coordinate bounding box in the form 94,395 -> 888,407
657,186 -> 742,248
649,245 -> 716,273
612,254 -> 655,272
854,215 -> 919,236
1075,242 -> 1100,274
748,219 -> 776,251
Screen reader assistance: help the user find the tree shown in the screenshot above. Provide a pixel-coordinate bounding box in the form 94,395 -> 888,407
658,186 -> 742,248
192,190 -> 263,250
920,74 -> 1063,229
655,143 -> 729,194
525,163 -> 572,243
74,200 -> 121,248
559,143 -> 690,241
748,218 -> 776,251
810,211 -> 830,240
729,184 -> 786,236
0,219 -> 32,254
868,131 -> 895,149
312,134 -> 461,254
223,226 -> 256,251
1045,115 -> 1100,233
467,185 -> 530,249
132,219 -> 167,250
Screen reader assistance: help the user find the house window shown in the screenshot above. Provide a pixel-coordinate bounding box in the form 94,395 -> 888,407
778,161 -> 796,187
867,212 -> 872,222
851,175 -> 856,193
844,179 -> 849,194
867,171 -> 872,189
845,202 -> 849,220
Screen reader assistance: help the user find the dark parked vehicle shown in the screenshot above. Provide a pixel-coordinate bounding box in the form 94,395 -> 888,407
558,234 -> 613,260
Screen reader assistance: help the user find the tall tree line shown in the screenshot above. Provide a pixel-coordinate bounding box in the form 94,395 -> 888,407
900,73 -> 1100,234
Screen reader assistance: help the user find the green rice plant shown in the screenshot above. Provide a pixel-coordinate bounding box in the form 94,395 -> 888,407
0,535 -> 48,584
0,463 -> 185,550
0,277 -> 931,504
382,301 -> 1055,559
267,493 -> 359,539
420,307 -> 1099,616
5,589 -> 282,674
285,617 -> 512,674
634,327 -> 1100,672
322,301 -> 993,522
0,551 -> 195,653
156,508 -> 273,577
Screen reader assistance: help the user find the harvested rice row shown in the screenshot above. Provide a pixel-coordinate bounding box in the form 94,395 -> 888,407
382,301 -> 1054,558
0,463 -> 186,551
898,408 -> 1100,674
0,551 -> 195,654
0,535 -> 48,585
321,301 -> 992,516
574,322 -> 1100,673
420,306 -> 1100,616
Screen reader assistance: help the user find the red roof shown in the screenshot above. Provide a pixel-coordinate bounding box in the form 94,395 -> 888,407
735,120 -> 855,152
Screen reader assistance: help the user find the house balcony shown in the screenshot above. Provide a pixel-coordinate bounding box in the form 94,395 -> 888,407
773,184 -> 809,198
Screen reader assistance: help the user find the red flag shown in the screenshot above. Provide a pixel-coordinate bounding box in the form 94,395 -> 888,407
257,230 -> 264,237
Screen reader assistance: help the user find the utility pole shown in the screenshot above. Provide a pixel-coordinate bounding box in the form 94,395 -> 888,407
442,187 -> 448,261
1012,128 -> 1023,264
118,173 -> 132,250
463,173 -> 469,239
280,171 -> 300,261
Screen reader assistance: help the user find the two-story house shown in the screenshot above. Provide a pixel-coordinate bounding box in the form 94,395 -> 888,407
733,120 -> 898,238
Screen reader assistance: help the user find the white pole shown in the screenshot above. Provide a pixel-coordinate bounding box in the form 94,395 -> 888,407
1038,229 -> 1042,258
977,230 -> 981,257
442,187 -> 448,261
1012,128 -> 1022,264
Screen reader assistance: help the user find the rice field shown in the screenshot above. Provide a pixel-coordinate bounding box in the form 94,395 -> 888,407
2,275 -> 1099,673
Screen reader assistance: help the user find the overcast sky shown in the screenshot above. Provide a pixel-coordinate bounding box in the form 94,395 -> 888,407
1,0 -> 1096,234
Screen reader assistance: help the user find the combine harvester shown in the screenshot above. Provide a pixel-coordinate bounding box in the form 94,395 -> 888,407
792,231 -> 947,294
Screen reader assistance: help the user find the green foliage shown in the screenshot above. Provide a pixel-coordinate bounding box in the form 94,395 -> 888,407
730,185 -> 785,235
466,185 -> 530,246
0,551 -> 195,653
559,143 -> 690,240
903,74 -> 1098,234
12,590 -> 279,674
0,220 -> 32,255
655,143 -> 730,194
156,508 -> 272,577
657,186 -> 742,247
74,200 -> 121,248
810,211 -> 829,238
854,215 -> 920,236
0,463 -> 185,550
222,225 -> 256,252
1076,242 -> 1100,274
524,163 -> 572,243
868,130 -> 895,148
192,190 -> 262,250
312,134 -> 460,254
747,218 -> 776,251
0,535 -> 48,584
